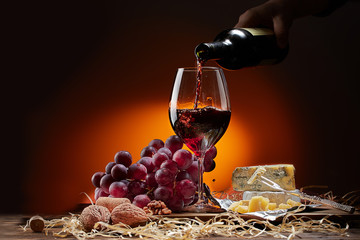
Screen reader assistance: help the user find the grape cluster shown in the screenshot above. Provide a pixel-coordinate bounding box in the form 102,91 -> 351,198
91,135 -> 217,212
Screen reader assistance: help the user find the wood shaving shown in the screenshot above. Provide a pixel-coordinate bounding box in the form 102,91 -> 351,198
22,208 -> 349,240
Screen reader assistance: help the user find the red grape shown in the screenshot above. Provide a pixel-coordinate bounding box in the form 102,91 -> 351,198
133,194 -> 151,208
173,149 -> 192,170
128,180 -> 147,195
114,151 -> 132,167
109,181 -> 128,198
127,163 -> 147,180
100,174 -> 114,194
157,147 -> 172,159
167,196 -> 184,212
91,172 -> 105,188
186,161 -> 199,183
175,179 -> 196,199
126,193 -> 135,202
205,146 -> 217,160
92,135 -> 219,209
138,156 -> 155,172
146,172 -> 158,188
155,168 -> 175,186
153,186 -> 173,202
120,179 -> 130,186
176,170 -> 191,181
111,164 -> 128,180
165,135 -> 183,154
204,158 -> 216,172
94,187 -> 109,200
160,160 -> 178,175
140,146 -> 157,157
148,139 -> 164,150
153,152 -> 169,168
105,162 -> 116,174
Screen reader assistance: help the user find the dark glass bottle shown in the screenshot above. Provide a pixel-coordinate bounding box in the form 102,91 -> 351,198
195,28 -> 288,70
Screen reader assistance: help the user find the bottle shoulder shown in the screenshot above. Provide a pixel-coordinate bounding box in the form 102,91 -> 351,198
214,28 -> 252,42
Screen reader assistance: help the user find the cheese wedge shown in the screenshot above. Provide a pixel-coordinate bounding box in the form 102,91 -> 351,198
232,164 -> 296,191
243,190 -> 300,205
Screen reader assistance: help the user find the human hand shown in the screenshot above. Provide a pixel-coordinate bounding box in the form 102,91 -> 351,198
235,0 -> 330,48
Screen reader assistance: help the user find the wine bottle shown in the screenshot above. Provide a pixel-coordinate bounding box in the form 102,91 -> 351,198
194,28 -> 288,70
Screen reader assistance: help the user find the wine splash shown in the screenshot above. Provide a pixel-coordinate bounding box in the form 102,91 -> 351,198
193,59 -> 206,109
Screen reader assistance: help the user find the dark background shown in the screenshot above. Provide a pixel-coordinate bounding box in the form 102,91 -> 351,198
3,0 -> 360,214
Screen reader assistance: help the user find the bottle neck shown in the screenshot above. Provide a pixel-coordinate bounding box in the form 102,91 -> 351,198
195,41 -> 233,62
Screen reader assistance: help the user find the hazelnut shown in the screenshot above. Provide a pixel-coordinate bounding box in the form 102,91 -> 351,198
96,197 -> 131,212
80,205 -> 111,232
111,203 -> 148,227
29,215 -> 45,232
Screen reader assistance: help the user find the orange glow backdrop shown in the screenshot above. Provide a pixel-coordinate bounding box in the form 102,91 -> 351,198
5,1 -> 359,214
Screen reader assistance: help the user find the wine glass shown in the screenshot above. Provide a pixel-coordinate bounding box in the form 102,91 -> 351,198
169,66 -> 231,212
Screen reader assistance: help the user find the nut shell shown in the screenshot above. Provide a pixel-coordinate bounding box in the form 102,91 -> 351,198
144,200 -> 172,215
80,205 -> 111,232
111,203 -> 148,227
96,197 -> 131,212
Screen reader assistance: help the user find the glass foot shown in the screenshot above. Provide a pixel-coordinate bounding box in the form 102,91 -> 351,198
183,201 -> 225,213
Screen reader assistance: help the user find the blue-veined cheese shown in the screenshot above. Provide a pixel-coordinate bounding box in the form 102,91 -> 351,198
243,190 -> 300,204
232,164 -> 296,191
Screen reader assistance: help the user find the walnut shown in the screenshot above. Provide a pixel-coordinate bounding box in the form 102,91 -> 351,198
111,203 -> 148,227
80,205 -> 111,232
96,197 -> 131,212
143,200 -> 172,215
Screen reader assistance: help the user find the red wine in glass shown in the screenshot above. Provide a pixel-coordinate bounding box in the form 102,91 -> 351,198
170,106 -> 230,156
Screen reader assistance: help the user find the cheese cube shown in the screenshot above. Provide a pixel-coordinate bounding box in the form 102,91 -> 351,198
287,199 -> 301,207
248,196 -> 270,212
278,203 -> 292,209
239,200 -> 249,206
266,202 -> 277,211
228,200 -> 250,212
228,202 -> 241,211
235,205 -> 249,213
232,164 -> 296,191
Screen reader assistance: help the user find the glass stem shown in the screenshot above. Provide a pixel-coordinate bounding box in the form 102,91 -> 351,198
197,151 -> 206,203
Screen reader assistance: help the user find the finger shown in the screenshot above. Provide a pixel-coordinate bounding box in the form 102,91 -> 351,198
235,8 -> 265,28
273,15 -> 291,48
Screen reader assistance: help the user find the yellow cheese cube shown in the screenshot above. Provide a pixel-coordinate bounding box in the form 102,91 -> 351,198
266,202 -> 277,211
228,202 -> 241,211
248,196 -> 270,212
287,199 -> 301,207
229,200 -> 250,213
239,200 -> 249,206
278,203 -> 291,209
235,205 -> 249,213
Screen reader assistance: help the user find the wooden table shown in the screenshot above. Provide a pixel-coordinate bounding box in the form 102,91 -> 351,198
2,208 -> 360,239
